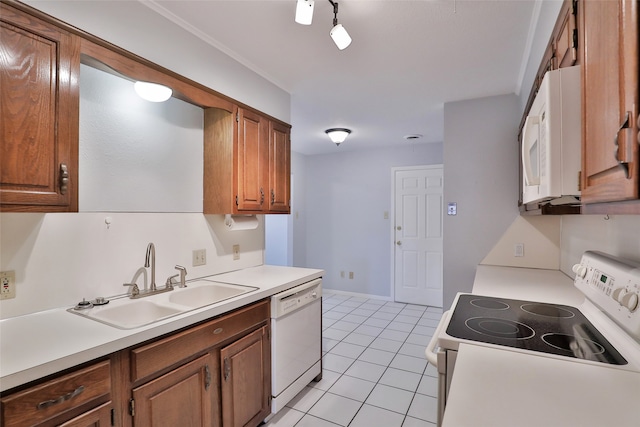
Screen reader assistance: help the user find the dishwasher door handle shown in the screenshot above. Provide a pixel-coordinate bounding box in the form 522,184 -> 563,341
425,310 -> 450,366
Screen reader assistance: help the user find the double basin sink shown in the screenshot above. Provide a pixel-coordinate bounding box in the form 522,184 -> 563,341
69,280 -> 258,329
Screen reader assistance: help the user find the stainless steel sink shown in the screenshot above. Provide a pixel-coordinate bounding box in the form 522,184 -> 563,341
68,280 -> 258,329
169,281 -> 256,308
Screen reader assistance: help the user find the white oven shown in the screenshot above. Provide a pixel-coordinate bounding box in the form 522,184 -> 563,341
426,251 -> 640,426
270,278 -> 322,414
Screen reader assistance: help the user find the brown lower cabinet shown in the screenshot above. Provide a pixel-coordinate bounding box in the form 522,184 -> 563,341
1,299 -> 271,427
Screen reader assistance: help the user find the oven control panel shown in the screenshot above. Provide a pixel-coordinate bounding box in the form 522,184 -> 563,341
573,251 -> 640,341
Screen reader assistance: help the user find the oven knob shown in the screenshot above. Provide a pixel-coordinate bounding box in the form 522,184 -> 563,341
572,264 -> 588,279
612,287 -> 625,303
621,292 -> 639,312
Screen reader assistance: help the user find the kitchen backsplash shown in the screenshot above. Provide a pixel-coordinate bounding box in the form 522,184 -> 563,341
0,213 -> 264,319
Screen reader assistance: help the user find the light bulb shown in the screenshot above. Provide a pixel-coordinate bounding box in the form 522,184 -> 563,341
134,81 -> 172,102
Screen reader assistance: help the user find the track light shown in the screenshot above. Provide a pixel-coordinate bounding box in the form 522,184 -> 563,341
328,0 -> 351,50
294,0 -> 351,50
295,0 -> 314,25
325,128 -> 351,146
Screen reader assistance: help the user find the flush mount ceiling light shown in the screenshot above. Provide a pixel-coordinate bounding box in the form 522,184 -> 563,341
134,81 -> 172,102
295,0 -> 352,50
325,128 -> 351,146
295,0 -> 314,25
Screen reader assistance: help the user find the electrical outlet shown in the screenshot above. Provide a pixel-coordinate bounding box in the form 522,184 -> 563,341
349,272 -> 354,279
233,244 -> 240,260
340,271 -> 345,278
192,249 -> 207,266
1,271 -> 16,300
514,243 -> 524,257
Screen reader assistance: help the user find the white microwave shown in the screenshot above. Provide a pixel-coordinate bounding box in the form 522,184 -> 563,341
522,65 -> 581,205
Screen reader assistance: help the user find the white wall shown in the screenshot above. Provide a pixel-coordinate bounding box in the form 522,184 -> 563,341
560,215 -> 640,274
301,144 -> 443,298
443,94 -> 520,308
0,213 -> 264,319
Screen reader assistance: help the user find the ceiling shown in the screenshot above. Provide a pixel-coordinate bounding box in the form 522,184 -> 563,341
145,0 -> 538,155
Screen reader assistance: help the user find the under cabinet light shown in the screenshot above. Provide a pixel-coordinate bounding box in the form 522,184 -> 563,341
134,81 -> 172,102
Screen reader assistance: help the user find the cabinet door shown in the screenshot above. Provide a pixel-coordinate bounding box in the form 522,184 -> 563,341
220,326 -> 271,427
237,109 -> 268,212
581,0 -> 639,204
0,3 -> 79,211
554,0 -> 578,68
132,354 -> 215,427
57,402 -> 112,427
268,121 -> 291,213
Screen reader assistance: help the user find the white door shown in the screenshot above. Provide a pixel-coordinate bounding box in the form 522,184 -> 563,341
393,165 -> 443,307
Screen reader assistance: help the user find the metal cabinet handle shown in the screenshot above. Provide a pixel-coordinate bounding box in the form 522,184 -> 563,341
271,189 -> 275,205
36,385 -> 85,410
614,111 -> 632,179
223,358 -> 230,381
260,188 -> 265,205
204,365 -> 211,390
59,163 -> 69,195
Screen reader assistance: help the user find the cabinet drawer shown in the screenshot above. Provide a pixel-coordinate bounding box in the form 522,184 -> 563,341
131,300 -> 269,382
1,360 -> 111,427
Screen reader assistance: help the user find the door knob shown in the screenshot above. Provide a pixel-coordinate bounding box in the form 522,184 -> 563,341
396,226 -> 402,231
396,241 -> 402,246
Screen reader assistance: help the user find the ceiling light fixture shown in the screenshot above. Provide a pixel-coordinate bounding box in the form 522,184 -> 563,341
295,0 -> 314,25
328,0 -> 351,50
325,128 -> 351,146
134,81 -> 172,102
295,0 -> 351,50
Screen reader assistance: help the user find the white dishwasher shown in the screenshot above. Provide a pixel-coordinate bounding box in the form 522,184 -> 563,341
270,278 -> 322,414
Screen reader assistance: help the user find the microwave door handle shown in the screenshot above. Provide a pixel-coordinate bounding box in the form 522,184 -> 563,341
522,115 -> 540,186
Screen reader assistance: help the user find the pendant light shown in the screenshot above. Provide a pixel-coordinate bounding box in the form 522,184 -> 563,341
325,128 -> 351,146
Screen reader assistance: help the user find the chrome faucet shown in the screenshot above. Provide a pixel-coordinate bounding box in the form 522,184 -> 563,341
144,242 -> 156,291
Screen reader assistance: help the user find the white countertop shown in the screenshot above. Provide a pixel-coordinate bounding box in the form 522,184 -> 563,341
442,265 -> 640,427
0,265 -> 323,392
443,343 -> 640,427
472,264 -> 583,305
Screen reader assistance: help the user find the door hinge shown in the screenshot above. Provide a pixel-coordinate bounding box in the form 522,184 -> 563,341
111,408 -> 115,426
571,0 -> 577,16
235,195 -> 239,206
204,364 -> 211,390
577,171 -> 582,191
223,357 -> 231,381
266,328 -> 270,341
129,398 -> 135,417
59,163 -> 69,195
236,112 -> 239,122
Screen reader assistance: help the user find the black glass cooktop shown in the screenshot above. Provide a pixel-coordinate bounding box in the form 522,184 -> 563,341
446,294 -> 627,365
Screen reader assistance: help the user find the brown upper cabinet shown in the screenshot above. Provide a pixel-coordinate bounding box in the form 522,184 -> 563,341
0,2 -> 80,212
580,0 -> 640,213
0,0 -> 291,215
204,107 -> 291,214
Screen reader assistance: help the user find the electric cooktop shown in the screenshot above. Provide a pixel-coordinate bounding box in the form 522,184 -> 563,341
446,294 -> 627,365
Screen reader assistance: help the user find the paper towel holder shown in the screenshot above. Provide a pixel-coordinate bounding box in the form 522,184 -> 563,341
224,214 -> 259,231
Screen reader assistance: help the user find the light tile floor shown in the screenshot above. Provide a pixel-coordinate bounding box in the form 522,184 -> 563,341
265,291 -> 443,427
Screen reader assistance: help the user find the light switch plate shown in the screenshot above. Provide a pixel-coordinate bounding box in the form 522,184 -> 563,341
192,249 -> 206,266
233,244 -> 240,260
